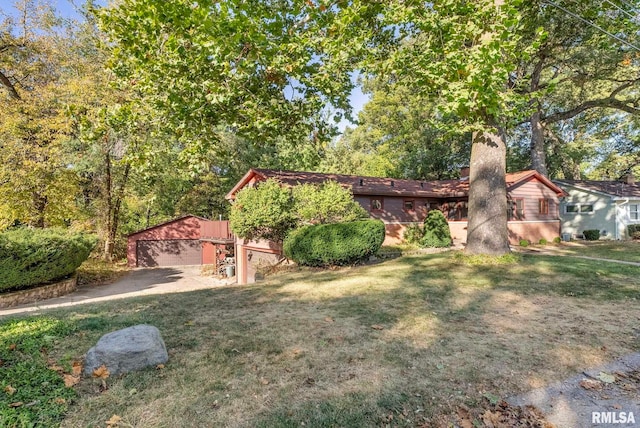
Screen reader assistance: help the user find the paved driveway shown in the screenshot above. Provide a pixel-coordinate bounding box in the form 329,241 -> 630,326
0,266 -> 234,317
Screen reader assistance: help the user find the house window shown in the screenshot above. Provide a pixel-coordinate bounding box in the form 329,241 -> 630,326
404,200 -> 415,212
509,199 -> 525,220
630,204 -> 639,220
539,199 -> 550,215
444,201 -> 468,221
371,198 -> 383,211
565,203 -> 593,214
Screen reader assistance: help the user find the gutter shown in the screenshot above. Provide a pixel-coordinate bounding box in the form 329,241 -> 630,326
615,198 -> 629,240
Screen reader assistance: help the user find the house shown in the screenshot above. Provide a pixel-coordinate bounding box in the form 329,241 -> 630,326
554,175 -> 640,240
127,215 -> 234,268
226,168 -> 567,283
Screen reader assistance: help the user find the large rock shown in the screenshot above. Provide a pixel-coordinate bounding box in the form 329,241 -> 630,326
84,324 -> 168,376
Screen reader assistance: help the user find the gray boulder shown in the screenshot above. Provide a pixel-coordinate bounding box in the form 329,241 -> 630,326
84,324 -> 168,376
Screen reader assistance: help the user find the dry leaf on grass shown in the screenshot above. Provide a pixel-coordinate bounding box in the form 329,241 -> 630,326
324,317 -> 334,323
8,344 -> 16,351
93,365 -> 110,379
64,374 -> 80,388
105,414 -> 122,427
580,379 -> 602,390
597,372 -> 616,383
259,378 -> 270,385
9,402 -> 23,408
371,324 -> 385,330
156,364 -> 165,370
4,385 -> 16,395
72,361 -> 83,376
54,398 -> 66,405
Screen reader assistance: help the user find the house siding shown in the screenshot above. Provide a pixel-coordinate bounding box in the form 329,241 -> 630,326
509,180 -> 560,221
559,187 -> 615,239
618,199 -> 640,239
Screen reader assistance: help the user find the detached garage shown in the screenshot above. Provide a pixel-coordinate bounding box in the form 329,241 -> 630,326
127,215 -> 234,268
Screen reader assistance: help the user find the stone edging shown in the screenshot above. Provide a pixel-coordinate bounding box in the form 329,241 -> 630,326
0,275 -> 78,309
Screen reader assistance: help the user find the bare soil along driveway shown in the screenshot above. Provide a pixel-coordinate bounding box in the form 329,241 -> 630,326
0,266 -> 233,317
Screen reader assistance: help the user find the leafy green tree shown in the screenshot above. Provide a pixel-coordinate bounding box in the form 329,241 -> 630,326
229,179 -> 296,242
293,180 -> 367,225
420,210 -> 452,248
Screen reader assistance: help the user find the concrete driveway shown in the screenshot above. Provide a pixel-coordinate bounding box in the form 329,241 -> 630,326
0,266 -> 234,317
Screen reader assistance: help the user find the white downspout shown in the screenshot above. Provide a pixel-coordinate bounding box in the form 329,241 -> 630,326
616,198 -> 629,240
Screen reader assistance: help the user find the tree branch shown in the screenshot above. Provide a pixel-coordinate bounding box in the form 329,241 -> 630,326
0,69 -> 21,100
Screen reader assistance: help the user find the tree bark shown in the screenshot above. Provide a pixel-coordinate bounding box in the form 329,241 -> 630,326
466,128 -> 510,255
529,110 -> 548,176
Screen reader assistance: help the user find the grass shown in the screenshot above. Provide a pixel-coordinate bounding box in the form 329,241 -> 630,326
1,250 -> 639,427
526,240 -> 640,263
76,258 -> 129,287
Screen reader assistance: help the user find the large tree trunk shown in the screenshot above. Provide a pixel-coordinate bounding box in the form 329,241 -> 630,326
530,110 -> 548,176
466,129 -> 510,255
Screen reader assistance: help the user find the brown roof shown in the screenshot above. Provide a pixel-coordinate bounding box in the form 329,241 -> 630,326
554,180 -> 640,198
226,168 -> 566,200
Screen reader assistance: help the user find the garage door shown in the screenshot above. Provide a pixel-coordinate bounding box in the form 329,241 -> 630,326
136,240 -> 202,267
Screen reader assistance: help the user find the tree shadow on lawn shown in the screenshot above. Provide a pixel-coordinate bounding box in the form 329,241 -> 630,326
28,251 -> 640,427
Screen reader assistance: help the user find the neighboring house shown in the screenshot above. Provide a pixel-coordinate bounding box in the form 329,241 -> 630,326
226,168 -> 567,283
554,175 -> 640,240
127,215 -> 234,267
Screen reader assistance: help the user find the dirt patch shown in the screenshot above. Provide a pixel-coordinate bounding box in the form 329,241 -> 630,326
508,352 -> 640,427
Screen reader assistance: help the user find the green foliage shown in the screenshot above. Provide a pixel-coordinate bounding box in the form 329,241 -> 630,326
553,237 -> 562,244
420,210 -> 451,248
403,223 -> 424,245
293,181 -> 367,225
538,238 -> 547,245
583,230 -> 600,241
628,224 -> 640,240
519,239 -> 529,247
0,228 -> 97,292
283,220 -> 385,267
229,179 -> 296,242
453,251 -> 521,266
0,317 -> 77,427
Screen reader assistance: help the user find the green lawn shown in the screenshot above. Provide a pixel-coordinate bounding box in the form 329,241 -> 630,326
532,240 -> 640,263
1,251 -> 639,427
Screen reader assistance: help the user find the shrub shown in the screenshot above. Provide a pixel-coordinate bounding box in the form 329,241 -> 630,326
283,220 -> 385,267
538,238 -> 548,245
628,224 -> 640,240
419,210 -> 451,248
583,229 -> 600,241
0,228 -> 97,292
403,223 -> 424,244
553,237 -> 562,244
519,239 -> 529,247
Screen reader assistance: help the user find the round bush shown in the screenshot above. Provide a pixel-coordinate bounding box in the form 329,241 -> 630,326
553,237 -> 562,244
538,238 -> 548,245
0,228 -> 98,292
419,210 -> 451,248
519,239 -> 529,247
403,223 -> 423,244
583,229 -> 600,241
283,220 -> 385,267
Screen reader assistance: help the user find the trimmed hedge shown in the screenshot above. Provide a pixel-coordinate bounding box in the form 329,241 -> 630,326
283,220 -> 385,267
0,228 -> 98,292
628,224 -> 640,240
583,229 -> 600,241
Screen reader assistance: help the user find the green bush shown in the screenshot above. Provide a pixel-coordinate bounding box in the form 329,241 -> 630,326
519,239 -> 529,247
403,223 -> 424,244
628,224 -> 640,240
0,228 -> 97,292
419,210 -> 451,248
538,238 -> 548,245
553,237 -> 562,244
283,220 -> 385,267
583,229 -> 600,241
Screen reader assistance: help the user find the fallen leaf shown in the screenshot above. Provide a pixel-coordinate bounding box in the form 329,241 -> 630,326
48,363 -> 64,373
8,344 -> 16,351
9,402 -> 23,408
105,414 -> 122,427
54,397 -> 66,405
72,361 -> 83,377
580,379 -> 602,390
92,365 -> 110,379
184,320 -> 194,326
597,372 -> 615,383
259,378 -> 270,385
371,324 -> 384,330
303,377 -> 315,386
324,317 -> 334,323
4,385 -> 16,395
63,374 -> 80,388
156,364 -> 165,370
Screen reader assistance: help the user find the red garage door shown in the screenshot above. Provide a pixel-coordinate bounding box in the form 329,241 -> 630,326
136,240 -> 202,267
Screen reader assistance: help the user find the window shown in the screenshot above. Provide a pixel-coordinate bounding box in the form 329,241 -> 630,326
565,203 -> 594,214
630,204 -> 639,220
403,200 -> 415,212
371,198 -> 383,211
509,199 -> 525,220
539,199 -> 550,215
444,201 -> 468,221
